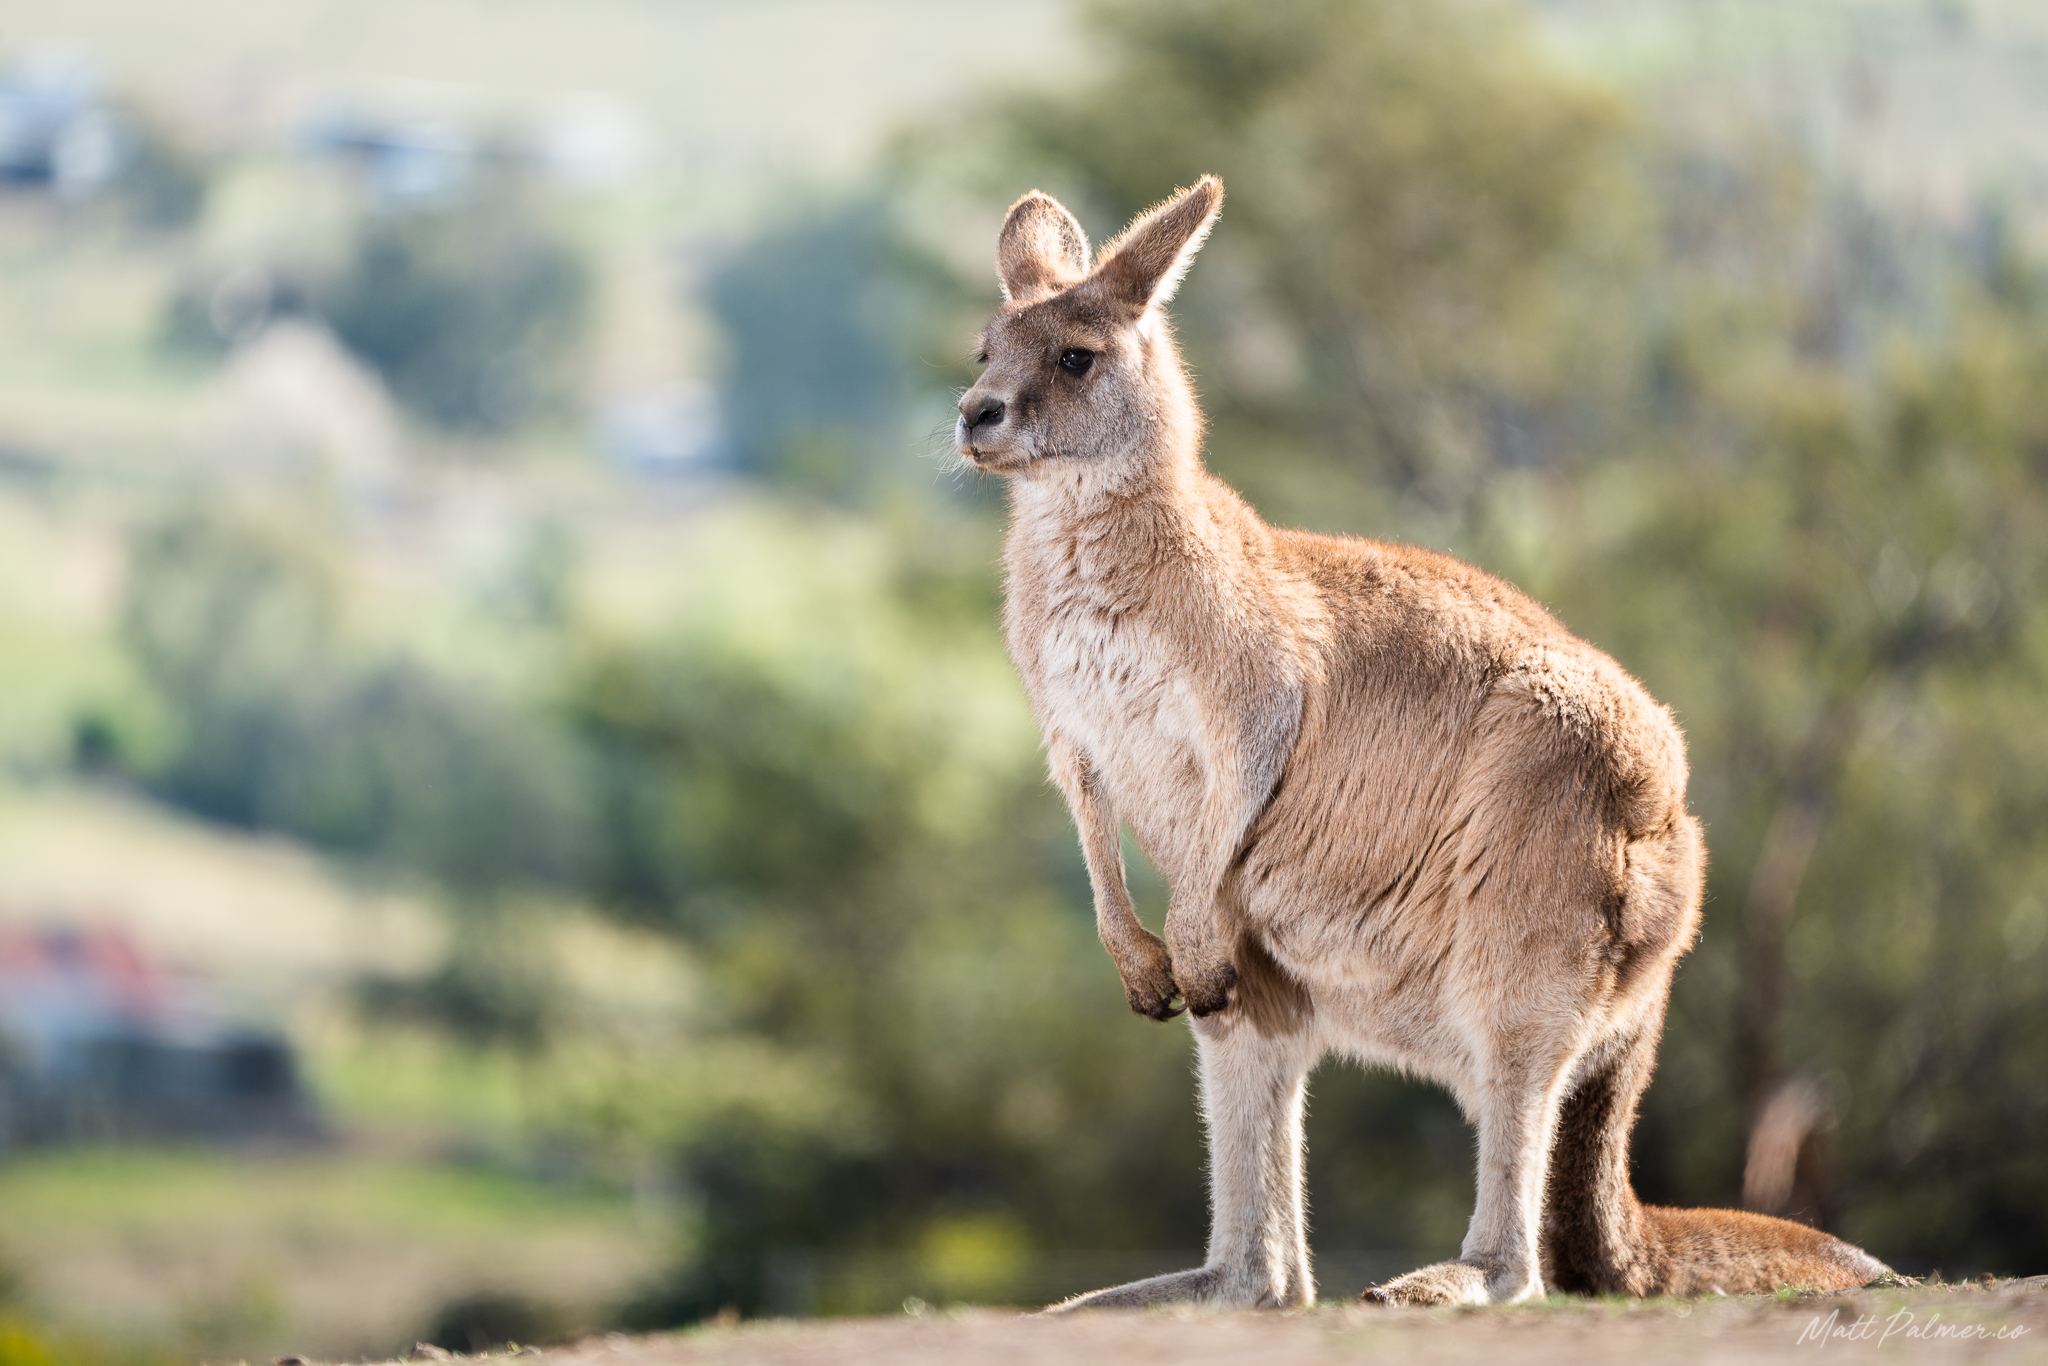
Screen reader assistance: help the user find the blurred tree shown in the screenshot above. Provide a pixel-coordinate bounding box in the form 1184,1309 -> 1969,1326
960,0 -> 1633,524
323,169 -> 592,432
703,198 -> 967,503
706,201 -> 903,498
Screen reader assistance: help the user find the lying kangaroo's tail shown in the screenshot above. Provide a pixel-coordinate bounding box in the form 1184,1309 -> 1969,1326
1542,1022 -> 1891,1296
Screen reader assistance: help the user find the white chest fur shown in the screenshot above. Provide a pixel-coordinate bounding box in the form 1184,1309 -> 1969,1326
1005,516 -> 1208,867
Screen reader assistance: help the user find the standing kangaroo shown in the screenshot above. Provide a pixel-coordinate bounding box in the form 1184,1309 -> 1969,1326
958,176 -> 1892,1308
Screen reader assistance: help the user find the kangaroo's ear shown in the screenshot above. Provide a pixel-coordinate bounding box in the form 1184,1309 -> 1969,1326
997,191 -> 1091,304
1093,176 -> 1223,318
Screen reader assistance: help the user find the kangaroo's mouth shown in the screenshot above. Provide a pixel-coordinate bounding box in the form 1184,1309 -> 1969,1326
957,433 -> 1032,472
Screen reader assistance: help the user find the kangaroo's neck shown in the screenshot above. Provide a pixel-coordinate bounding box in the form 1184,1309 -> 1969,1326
1004,351 -> 1217,538
1002,440 -> 1280,644
1004,442 -> 1222,589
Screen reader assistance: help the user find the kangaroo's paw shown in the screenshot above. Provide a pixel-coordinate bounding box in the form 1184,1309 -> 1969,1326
1360,1259 -> 1526,1307
1174,950 -> 1239,1018
1862,1271 -> 1921,1289
1044,1266 -> 1223,1313
1115,931 -> 1184,1021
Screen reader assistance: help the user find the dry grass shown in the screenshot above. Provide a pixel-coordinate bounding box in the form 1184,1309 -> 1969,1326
312,1278 -> 2048,1366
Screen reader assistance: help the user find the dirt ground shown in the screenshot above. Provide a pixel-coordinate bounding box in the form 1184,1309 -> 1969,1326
379,1279 -> 2048,1366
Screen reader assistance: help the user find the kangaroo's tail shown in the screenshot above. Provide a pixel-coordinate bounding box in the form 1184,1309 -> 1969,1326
1542,1021 -> 1892,1296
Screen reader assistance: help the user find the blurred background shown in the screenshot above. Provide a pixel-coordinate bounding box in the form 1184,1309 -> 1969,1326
0,0 -> 2044,1358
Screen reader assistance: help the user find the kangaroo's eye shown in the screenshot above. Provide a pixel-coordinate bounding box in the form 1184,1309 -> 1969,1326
1059,348 -> 1095,375
974,351 -> 989,365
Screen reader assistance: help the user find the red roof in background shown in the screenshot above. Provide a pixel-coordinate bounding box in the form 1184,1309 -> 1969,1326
0,924 -> 172,1026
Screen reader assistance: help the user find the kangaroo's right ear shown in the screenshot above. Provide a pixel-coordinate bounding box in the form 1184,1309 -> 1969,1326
997,191 -> 1091,304
1093,176 -> 1223,319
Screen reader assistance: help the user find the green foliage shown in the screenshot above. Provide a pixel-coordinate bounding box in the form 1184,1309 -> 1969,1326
323,173 -> 592,431
0,1322 -> 50,1366
119,510 -> 588,890
705,201 -> 904,496
0,1318 -> 174,1366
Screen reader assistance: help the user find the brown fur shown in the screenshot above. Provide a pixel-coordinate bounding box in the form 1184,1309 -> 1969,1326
958,177 -> 1890,1308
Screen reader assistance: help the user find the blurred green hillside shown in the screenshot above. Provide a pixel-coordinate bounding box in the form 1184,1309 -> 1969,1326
0,0 -> 2046,1361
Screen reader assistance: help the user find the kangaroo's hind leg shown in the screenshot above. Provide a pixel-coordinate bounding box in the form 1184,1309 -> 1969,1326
1361,1025 -> 1589,1307
1044,1009 -> 1319,1311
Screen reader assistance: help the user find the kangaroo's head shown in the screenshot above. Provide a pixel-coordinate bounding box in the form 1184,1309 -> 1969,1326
957,176 -> 1222,478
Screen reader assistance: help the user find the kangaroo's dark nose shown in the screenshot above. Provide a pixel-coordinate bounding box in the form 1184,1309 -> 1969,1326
962,394 -> 1006,430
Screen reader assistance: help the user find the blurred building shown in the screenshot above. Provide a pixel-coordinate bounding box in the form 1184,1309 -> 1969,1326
0,924 -> 317,1147
301,106 -> 475,210
0,50 -> 120,198
301,92 -> 651,210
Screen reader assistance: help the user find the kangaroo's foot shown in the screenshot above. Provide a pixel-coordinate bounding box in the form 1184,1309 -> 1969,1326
1114,929 -> 1184,1021
1360,1258 -> 1539,1307
1044,1267 -> 1221,1313
1044,1262 -> 1308,1313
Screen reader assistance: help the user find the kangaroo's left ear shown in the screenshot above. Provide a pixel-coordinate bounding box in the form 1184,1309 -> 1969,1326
997,191 -> 1092,304
1092,175 -> 1223,318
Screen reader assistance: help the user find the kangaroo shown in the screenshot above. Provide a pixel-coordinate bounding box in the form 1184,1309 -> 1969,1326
957,176 -> 1893,1309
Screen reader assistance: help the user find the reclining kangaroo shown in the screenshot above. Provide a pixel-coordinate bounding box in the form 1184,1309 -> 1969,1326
957,176 -> 1892,1308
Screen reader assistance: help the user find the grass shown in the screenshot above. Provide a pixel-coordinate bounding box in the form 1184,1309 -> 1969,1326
0,1146 -> 668,1362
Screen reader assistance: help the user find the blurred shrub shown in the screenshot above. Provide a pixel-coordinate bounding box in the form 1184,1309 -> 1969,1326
157,266 -> 314,362
0,1323 -> 54,1366
357,908 -> 563,1052
119,510 -> 588,890
323,172 -> 592,431
425,1291 -> 575,1353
